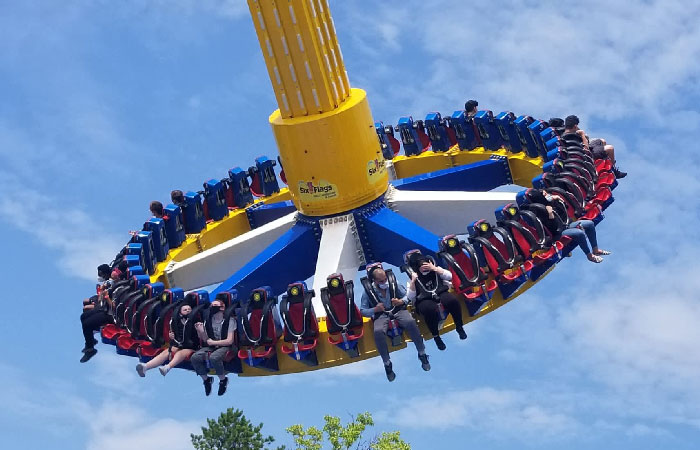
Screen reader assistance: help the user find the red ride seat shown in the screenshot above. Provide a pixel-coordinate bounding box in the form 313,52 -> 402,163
279,283 -> 319,357
320,274 -> 364,346
238,287 -> 281,361
438,235 -> 498,299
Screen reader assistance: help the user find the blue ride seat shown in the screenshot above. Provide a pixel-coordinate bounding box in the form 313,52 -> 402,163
126,243 -> 146,269
424,112 -> 456,152
163,203 -> 186,249
473,110 -> 503,151
375,121 -> 401,160
182,191 -> 206,234
143,218 -> 169,263
514,115 -> 540,158
361,262 -> 405,346
494,111 -> 522,153
527,119 -> 549,159
238,287 -> 282,371
226,167 -> 254,209
450,110 -> 481,151
203,179 -> 229,222
320,273 -> 364,357
248,156 -> 280,198
133,231 -> 157,275
397,116 -> 431,156
126,264 -> 144,278
279,282 -> 319,365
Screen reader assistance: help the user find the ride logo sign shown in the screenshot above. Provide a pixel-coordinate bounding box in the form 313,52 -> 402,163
298,179 -> 339,202
366,157 -> 386,183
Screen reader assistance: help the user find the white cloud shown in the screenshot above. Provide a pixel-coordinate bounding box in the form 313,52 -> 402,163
378,387 -> 579,440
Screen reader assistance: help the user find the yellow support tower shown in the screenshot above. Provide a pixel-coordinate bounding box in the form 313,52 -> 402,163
247,0 -> 388,216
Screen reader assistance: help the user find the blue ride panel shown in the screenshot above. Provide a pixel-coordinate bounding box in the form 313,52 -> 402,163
449,110 -> 481,151
246,200 -> 296,229
126,243 -> 145,268
540,127 -> 557,143
133,274 -> 151,289
249,156 -> 280,197
546,136 -> 562,152
494,111 -> 522,153
212,222 -> 321,298
183,191 -> 206,234
397,116 -> 427,156
144,218 -> 169,262
473,110 -> 502,151
375,121 -> 400,160
424,112 -> 453,152
527,120 -> 549,159
228,167 -> 254,209
358,207 -> 440,267
163,204 -> 186,249
204,179 -> 229,221
135,231 -> 157,275
126,265 -> 144,278
514,115 -> 539,158
143,282 -> 165,298
391,158 -> 511,192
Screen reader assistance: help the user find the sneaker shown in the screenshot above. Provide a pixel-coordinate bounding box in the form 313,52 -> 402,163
203,376 -> 213,396
217,377 -> 228,396
135,363 -> 146,377
612,166 -> 627,179
418,353 -> 431,371
456,326 -> 467,340
384,362 -> 396,382
433,335 -> 446,351
80,348 -> 97,363
159,366 -> 170,376
82,338 -> 98,353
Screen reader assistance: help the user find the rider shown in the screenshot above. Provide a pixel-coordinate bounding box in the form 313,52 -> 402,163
360,265 -> 430,382
406,252 -> 467,350
135,303 -> 200,377
79,264 -> 118,363
191,298 -> 236,396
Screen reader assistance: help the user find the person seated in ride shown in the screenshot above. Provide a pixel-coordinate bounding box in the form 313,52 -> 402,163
465,99 -> 479,118
528,189 -> 611,263
79,264 -> 118,363
150,200 -> 164,218
171,189 -> 186,206
360,266 -> 430,382
191,298 -> 236,396
406,252 -> 467,350
564,115 -> 626,178
135,303 -> 200,377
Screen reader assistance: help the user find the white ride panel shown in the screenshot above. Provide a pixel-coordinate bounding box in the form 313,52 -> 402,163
165,212 -> 297,291
310,214 -> 365,317
386,189 -> 517,237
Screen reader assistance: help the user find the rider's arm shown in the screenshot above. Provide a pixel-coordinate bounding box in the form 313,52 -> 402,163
436,266 -> 452,281
395,284 -> 408,305
406,280 -> 416,303
359,291 -> 375,318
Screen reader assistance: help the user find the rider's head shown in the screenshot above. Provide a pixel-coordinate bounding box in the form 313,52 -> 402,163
371,268 -> 387,284
179,304 -> 192,317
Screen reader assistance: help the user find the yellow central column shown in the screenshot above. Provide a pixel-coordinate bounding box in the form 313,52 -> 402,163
248,0 -> 388,216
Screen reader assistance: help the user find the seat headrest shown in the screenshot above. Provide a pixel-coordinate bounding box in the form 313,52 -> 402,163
215,290 -> 238,308
249,286 -> 273,309
326,274 -> 345,295
286,282 -> 307,301
365,262 -> 384,279
185,290 -> 209,307
439,235 -> 461,254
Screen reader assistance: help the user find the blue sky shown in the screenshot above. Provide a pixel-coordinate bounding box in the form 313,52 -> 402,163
2,1 -> 700,449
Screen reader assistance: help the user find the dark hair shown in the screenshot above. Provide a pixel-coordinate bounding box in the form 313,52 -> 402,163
170,190 -> 185,204
369,266 -> 384,280
549,117 -> 565,128
465,99 -> 479,113
564,115 -> 579,129
97,264 -> 111,279
149,200 -> 164,217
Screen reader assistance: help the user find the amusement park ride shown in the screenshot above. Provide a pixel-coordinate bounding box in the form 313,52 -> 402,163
93,0 -> 620,377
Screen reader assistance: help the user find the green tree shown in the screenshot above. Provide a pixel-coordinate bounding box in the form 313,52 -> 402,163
286,412 -> 410,450
191,407 -> 282,450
